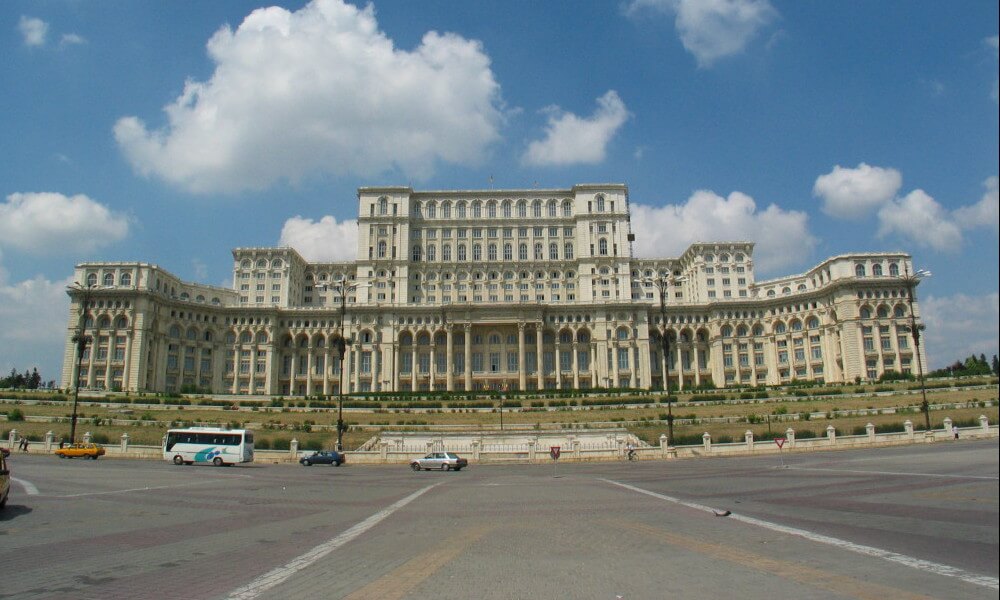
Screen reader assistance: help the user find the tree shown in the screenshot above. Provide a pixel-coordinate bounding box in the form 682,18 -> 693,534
993,354 -> 999,377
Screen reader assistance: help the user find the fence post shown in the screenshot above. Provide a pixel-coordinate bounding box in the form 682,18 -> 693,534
528,440 -> 536,463
572,439 -> 581,459
471,440 -> 481,462
45,430 -> 54,451
8,429 -> 17,450
942,417 -> 953,440
702,432 -> 712,452
786,428 -> 796,448
866,422 -> 875,442
290,438 -> 299,459
83,431 -> 92,443
980,415 -> 990,433
904,420 -> 914,439
826,425 -> 836,445
744,430 -> 754,451
121,433 -> 129,452
379,441 -> 388,462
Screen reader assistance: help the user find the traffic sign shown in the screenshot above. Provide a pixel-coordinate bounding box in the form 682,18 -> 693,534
775,437 -> 786,449
550,446 -> 561,460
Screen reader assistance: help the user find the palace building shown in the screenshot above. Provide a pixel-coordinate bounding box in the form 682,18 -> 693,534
61,184 -> 927,395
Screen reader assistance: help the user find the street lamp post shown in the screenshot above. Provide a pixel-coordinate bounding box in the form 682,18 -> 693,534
67,282 -> 97,444
642,273 -> 686,446
328,281 -> 368,451
901,267 -> 932,431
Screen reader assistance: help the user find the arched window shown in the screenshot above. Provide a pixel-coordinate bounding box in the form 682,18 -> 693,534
115,316 -> 129,329
426,202 -> 436,218
377,241 -> 387,258
876,305 -> 889,318
443,244 -> 452,261
472,202 -> 482,218
240,331 -> 253,343
596,195 -> 605,212
426,245 -> 436,261
504,244 -> 513,261
534,243 -> 543,260
204,331 -> 214,342
873,264 -> 883,276
86,273 -> 98,286
442,202 -> 451,219
533,200 -> 542,217
519,243 -> 528,260
564,243 -> 574,259
549,243 -> 559,260
860,306 -> 872,319
379,197 -> 388,215
752,324 -> 764,336
547,200 -> 557,217
721,325 -> 733,338
894,305 -> 905,318
412,245 -> 422,262
458,244 -> 467,261
488,244 -> 497,261
120,273 -> 132,286
791,320 -> 803,331
736,325 -> 748,337
502,201 -> 512,218
473,244 -> 482,261
599,239 -> 608,255
457,202 -> 467,218
103,272 -> 114,286
773,322 -> 786,334
807,316 -> 820,329
855,264 -> 866,277
559,331 -> 572,344
169,325 -> 181,338
97,315 -> 111,329
487,201 -> 497,218
518,201 -> 527,217
616,327 -> 629,340
767,290 -> 776,297
889,263 -> 899,277
782,287 -> 791,295
562,200 -> 572,216
257,259 -> 268,268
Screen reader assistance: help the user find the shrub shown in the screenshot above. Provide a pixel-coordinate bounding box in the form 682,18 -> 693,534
255,438 -> 271,450
92,432 -> 110,444
271,437 -> 291,450
6,408 -> 24,421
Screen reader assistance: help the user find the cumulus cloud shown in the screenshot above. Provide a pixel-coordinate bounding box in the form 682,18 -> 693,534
114,0 -> 503,194
279,215 -> 357,262
18,15 -> 48,47
631,189 -> 816,274
626,0 -> 777,67
0,192 -> 130,255
522,91 -> 629,167
877,190 -> 963,253
813,163 -> 902,219
0,262 -> 74,378
954,176 -> 999,234
921,292 -> 999,368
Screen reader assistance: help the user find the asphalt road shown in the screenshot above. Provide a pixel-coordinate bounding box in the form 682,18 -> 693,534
1,440 -> 996,600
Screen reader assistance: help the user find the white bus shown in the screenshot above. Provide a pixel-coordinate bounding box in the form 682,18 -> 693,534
163,427 -> 254,466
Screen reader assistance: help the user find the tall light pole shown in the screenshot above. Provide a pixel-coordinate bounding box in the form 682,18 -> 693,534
642,273 -> 686,446
901,267 -> 932,430
328,281 -> 368,451
66,282 -> 97,444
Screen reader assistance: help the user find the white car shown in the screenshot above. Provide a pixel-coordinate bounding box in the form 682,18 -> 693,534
410,452 -> 468,471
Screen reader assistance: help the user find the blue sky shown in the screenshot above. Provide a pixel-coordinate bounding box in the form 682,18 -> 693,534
1,0 -> 997,382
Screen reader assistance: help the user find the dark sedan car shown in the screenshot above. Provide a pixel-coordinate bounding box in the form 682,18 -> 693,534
299,451 -> 345,466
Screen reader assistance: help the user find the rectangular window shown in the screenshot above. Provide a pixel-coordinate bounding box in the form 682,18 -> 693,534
489,352 -> 501,373
526,351 -> 537,373
401,353 -> 412,374
560,351 -> 571,371
361,352 -> 372,374
507,352 -> 518,372
617,348 -> 629,370
543,351 -> 554,373
419,353 -> 430,374
472,352 -> 483,372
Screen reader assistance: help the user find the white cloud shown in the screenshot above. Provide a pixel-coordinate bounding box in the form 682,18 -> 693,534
631,189 -> 816,274
60,33 -> 87,47
18,15 -> 48,47
279,215 -> 357,262
0,192 -> 130,255
813,163 -> 902,219
627,0 -> 777,67
921,292 -> 999,368
954,176 -> 999,235
522,91 -> 629,167
192,258 -> 209,281
0,262 -> 74,380
114,0 -> 503,194
877,189 -> 963,253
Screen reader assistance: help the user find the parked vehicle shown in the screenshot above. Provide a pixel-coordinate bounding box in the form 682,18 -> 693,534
299,451 -> 345,466
0,448 -> 10,509
410,452 -> 468,471
54,443 -> 106,459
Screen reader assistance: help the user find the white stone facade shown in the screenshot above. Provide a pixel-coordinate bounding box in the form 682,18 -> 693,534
61,184 -> 927,395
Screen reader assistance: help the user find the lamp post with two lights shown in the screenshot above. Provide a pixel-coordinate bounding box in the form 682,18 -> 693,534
641,273 -> 687,446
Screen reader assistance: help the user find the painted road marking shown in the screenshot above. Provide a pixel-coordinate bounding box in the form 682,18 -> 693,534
226,482 -> 442,600
602,478 -> 999,591
56,474 -> 252,498
12,477 -> 39,495
612,519 -> 933,600
784,466 -> 999,480
343,524 -> 494,600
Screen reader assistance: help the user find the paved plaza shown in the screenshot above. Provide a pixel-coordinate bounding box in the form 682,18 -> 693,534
1,440 -> 997,599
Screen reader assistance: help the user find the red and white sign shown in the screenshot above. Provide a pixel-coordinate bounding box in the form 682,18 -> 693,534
774,438 -> 786,449
549,446 -> 561,460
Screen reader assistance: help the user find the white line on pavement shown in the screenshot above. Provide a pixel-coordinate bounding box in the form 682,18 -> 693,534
56,474 -> 252,498
226,482 -> 442,600
602,478 -> 999,591
12,477 -> 39,495
784,466 -> 999,480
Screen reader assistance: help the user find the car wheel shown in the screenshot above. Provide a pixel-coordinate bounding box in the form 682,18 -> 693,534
442,464 -> 450,471
411,463 -> 421,471
173,455 -> 184,465
334,461 -> 342,467
303,460 -> 311,466
213,457 -> 224,467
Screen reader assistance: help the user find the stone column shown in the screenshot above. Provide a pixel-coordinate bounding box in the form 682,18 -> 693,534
446,326 -> 455,392
866,422 -> 876,442
123,332 -> 133,391
248,347 -> 257,395
826,424 -> 837,445
572,341 -> 580,389
518,323 -> 527,391
702,432 -> 712,452
322,345 -> 330,395
464,325 -> 473,392
536,323 -> 544,389
555,347 -> 563,389
744,430 -> 754,450
412,344 -> 419,392
232,346 -> 241,394
352,346 -> 360,393
429,343 -> 437,392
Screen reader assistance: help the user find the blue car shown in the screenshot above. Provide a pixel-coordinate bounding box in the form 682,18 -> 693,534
299,451 -> 345,466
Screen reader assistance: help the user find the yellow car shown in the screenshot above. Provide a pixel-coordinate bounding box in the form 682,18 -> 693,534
54,443 -> 106,459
